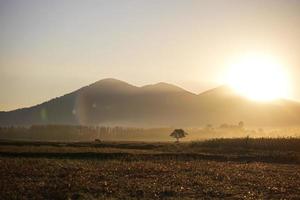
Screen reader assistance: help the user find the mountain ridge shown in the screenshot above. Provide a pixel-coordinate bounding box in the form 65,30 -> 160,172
0,78 -> 300,127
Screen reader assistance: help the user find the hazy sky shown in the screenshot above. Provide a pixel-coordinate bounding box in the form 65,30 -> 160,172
1,0 -> 300,111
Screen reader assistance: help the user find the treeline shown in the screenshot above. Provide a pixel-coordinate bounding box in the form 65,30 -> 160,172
0,125 -> 174,141
0,123 -> 299,141
198,123 -> 300,139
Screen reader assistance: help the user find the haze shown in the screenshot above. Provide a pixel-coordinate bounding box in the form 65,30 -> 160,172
1,0 -> 300,111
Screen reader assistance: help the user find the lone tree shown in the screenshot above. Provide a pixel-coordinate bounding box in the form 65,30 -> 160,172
238,121 -> 244,129
170,129 -> 188,142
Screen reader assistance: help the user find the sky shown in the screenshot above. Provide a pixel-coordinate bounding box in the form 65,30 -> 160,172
1,0 -> 300,111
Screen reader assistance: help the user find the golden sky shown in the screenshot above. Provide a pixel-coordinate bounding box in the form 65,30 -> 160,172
0,0 -> 300,111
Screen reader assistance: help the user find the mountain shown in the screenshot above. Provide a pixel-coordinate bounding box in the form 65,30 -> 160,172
1,78 -> 300,127
196,86 -> 300,126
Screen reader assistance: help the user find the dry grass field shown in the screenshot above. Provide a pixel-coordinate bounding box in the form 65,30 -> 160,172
0,138 -> 300,199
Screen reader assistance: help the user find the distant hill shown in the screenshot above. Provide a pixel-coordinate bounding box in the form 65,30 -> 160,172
1,78 -> 300,127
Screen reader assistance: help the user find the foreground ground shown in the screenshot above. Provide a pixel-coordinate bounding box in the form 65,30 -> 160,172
0,139 -> 300,199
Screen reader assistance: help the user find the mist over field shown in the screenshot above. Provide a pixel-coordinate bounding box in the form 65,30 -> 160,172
1,78 -> 300,129
1,0 -> 300,199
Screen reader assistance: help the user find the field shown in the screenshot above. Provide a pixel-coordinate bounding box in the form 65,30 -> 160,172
1,138 -> 300,199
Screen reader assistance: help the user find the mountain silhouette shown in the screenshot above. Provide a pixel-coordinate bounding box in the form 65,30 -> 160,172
1,78 -> 300,127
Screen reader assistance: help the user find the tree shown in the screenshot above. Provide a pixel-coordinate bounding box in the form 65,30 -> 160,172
238,121 -> 244,129
205,124 -> 214,131
220,123 -> 229,129
170,129 -> 188,142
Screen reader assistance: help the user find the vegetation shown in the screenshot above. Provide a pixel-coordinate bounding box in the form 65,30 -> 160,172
1,124 -> 300,198
0,138 -> 300,199
170,129 -> 188,142
1,158 -> 300,199
1,123 -> 300,141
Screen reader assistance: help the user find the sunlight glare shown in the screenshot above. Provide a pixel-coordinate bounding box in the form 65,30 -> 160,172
226,53 -> 290,101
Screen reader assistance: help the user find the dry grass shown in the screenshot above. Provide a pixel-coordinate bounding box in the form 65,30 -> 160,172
0,158 -> 299,199
0,138 -> 300,199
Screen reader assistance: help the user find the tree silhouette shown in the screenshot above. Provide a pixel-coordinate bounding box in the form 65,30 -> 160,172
170,129 -> 188,142
238,121 -> 244,129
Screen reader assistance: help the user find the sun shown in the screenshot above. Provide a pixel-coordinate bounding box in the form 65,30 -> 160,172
225,53 -> 290,101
